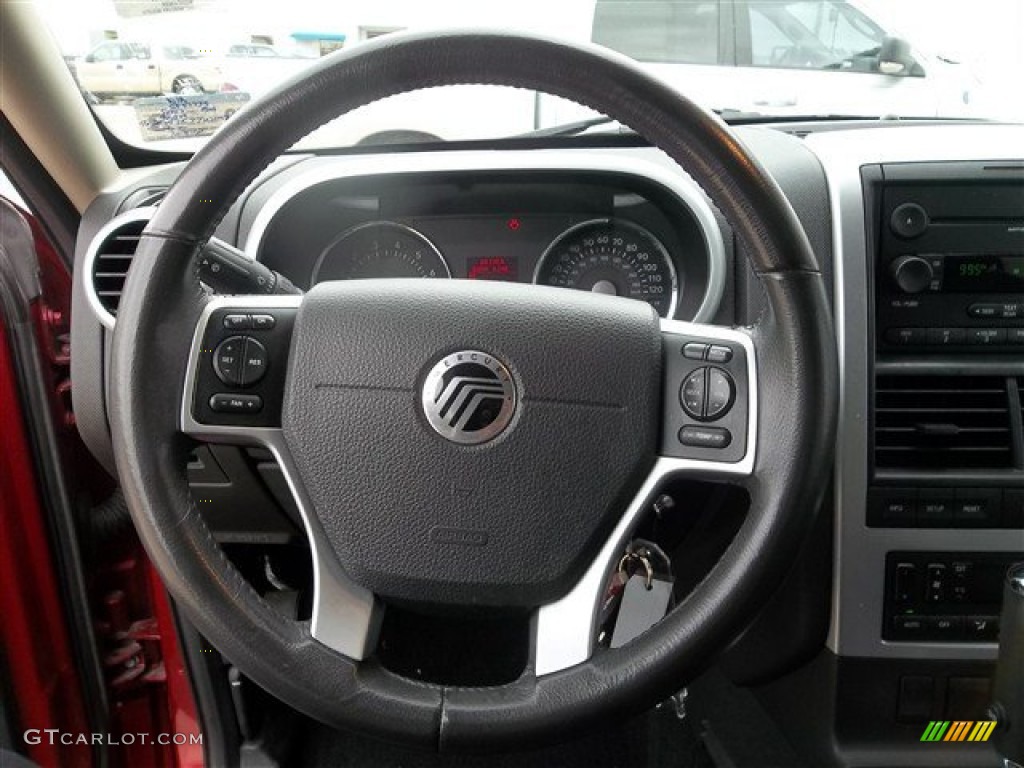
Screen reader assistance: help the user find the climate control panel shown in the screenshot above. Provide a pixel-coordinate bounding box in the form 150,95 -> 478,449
884,552 -> 1022,643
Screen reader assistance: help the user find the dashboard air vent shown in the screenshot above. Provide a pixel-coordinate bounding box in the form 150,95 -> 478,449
874,375 -> 1013,470
85,209 -> 154,328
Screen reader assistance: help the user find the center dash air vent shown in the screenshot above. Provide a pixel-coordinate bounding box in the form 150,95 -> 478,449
874,375 -> 1013,470
84,208 -> 154,329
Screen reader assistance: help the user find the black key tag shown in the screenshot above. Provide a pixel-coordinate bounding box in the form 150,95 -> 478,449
609,574 -> 673,648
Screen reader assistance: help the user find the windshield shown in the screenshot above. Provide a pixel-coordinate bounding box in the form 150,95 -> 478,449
36,0 -> 1024,152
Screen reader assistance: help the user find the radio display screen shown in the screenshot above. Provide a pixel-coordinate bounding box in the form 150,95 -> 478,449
944,255 -> 1024,292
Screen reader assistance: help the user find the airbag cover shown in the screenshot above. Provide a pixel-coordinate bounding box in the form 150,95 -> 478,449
281,280 -> 660,606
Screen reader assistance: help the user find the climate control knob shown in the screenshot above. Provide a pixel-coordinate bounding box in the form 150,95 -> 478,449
891,255 -> 934,294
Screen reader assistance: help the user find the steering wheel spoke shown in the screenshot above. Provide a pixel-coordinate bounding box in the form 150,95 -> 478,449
535,320 -> 757,676
181,295 -> 382,661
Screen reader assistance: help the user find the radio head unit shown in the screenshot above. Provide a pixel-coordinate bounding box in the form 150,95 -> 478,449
873,167 -> 1024,352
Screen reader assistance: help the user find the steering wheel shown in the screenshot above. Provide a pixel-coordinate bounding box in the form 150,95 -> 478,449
109,30 -> 837,750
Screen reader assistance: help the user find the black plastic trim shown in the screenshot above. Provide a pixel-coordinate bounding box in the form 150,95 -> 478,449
173,606 -> 240,768
0,113 -> 78,264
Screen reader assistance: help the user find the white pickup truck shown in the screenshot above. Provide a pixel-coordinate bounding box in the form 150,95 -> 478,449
76,41 -> 225,98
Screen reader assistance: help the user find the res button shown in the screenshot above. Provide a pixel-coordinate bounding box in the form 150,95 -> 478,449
241,338 -> 268,386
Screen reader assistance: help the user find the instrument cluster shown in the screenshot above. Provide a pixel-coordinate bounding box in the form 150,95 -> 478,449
248,168 -> 722,321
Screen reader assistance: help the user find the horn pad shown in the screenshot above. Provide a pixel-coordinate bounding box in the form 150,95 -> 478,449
281,280 -> 661,607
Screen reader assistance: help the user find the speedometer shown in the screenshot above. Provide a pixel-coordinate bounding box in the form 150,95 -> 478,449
533,219 -> 678,317
312,221 -> 450,283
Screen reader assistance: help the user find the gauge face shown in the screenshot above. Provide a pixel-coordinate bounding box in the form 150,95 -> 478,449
534,219 -> 678,317
312,221 -> 450,283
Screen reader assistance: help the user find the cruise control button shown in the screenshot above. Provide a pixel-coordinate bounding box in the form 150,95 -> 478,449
680,369 -> 706,419
251,313 -> 277,330
678,426 -> 732,449
223,313 -> 251,330
213,336 -> 245,386
707,345 -> 733,363
705,367 -> 735,420
241,338 -> 268,386
209,393 -> 263,413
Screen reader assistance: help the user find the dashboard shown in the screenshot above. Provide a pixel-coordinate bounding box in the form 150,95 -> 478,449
69,122 -> 1024,767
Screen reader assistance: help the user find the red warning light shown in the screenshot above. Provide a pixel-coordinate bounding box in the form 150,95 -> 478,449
507,218 -> 521,231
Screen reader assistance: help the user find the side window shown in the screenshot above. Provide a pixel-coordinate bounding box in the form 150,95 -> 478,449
91,43 -> 123,63
830,4 -> 885,59
0,169 -> 28,212
127,43 -> 152,60
749,7 -> 798,67
747,1 -> 884,71
592,1 -> 720,65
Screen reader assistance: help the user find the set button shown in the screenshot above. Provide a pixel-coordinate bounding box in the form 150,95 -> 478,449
213,336 -> 268,387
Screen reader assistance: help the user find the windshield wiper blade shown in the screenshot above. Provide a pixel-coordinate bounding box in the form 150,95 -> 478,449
514,115 -> 618,139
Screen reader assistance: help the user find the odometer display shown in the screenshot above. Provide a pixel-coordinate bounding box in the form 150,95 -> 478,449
533,219 -> 677,317
312,221 -> 450,283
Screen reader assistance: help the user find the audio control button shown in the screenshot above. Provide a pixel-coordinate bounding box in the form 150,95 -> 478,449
967,328 -> 1006,345
927,328 -> 966,346
891,255 -> 934,294
705,368 -> 735,420
968,303 -> 1000,319
891,203 -> 929,239
886,327 -> 928,346
1008,329 -> 1024,345
680,369 -> 706,419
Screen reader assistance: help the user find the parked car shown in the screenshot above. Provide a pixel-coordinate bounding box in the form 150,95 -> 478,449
75,41 -> 224,98
538,0 -> 978,125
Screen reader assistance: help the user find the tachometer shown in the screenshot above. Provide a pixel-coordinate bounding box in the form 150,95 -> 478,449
534,218 -> 678,317
312,221 -> 450,283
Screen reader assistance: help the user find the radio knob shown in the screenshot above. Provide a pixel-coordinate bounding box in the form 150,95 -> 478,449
891,255 -> 934,294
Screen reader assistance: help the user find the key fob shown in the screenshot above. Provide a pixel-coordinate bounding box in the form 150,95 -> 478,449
609,574 -> 673,648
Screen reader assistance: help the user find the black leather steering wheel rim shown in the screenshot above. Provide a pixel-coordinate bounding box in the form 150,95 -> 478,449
109,29 -> 837,750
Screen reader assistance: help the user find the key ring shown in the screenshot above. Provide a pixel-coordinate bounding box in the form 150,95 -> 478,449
617,552 -> 654,590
